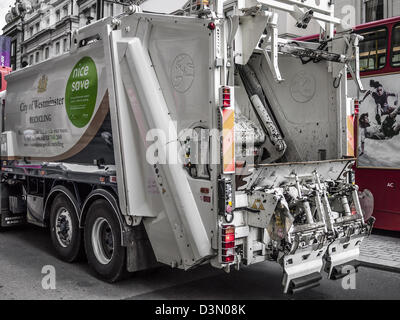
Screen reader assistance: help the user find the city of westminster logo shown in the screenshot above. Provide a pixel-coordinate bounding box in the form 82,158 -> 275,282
37,74 -> 48,93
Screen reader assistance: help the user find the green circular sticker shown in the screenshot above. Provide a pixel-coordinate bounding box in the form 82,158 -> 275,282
65,57 -> 98,128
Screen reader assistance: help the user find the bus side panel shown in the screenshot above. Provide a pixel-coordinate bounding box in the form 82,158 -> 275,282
350,73 -> 400,231
356,168 -> 400,231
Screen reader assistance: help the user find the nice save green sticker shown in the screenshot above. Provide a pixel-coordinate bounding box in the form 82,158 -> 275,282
65,57 -> 98,128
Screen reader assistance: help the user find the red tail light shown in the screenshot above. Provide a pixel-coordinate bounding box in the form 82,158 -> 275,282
223,255 -> 235,263
222,225 -> 235,263
225,233 -> 234,242
220,86 -> 231,109
354,99 -> 359,115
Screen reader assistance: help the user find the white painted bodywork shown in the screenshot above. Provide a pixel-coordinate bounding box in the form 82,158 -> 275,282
1,1 -> 375,292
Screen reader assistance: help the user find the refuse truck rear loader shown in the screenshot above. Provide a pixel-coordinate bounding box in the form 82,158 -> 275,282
0,0 -> 375,293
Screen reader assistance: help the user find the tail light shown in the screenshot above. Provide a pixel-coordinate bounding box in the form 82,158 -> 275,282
222,225 -> 235,263
220,86 -> 232,109
354,99 -> 359,116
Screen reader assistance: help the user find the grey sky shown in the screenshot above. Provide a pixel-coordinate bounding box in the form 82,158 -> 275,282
141,0 -> 187,13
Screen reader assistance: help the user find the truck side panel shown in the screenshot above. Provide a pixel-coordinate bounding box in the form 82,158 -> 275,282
3,39 -> 114,165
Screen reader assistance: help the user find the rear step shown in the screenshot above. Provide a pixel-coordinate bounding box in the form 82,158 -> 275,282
287,272 -> 322,294
326,260 -> 360,280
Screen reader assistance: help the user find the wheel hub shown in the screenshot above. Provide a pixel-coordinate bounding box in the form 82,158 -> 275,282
92,217 -> 114,265
55,207 -> 73,248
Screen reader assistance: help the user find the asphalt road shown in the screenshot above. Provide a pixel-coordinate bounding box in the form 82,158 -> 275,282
0,225 -> 399,300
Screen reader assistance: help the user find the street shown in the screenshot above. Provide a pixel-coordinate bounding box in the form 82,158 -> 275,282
0,225 -> 399,300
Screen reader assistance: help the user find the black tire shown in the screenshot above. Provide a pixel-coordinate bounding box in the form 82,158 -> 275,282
84,199 -> 127,283
50,194 -> 84,263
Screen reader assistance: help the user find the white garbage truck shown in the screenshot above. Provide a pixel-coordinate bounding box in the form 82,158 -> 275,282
0,0 -> 374,293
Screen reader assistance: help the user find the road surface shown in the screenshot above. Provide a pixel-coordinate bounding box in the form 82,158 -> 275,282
0,225 -> 399,300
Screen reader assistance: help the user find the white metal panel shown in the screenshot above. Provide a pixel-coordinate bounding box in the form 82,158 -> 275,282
111,24 -> 214,266
107,29 -> 162,221
250,54 -> 340,162
145,18 -> 213,131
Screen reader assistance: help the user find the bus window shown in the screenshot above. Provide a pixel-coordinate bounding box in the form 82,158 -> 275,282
391,24 -> 400,67
357,28 -> 387,71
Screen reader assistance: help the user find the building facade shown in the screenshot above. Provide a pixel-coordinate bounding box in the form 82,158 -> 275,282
3,0 -> 400,71
2,3 -> 25,70
2,0 -> 127,70
278,0 -> 400,38
2,0 -> 81,70
335,0 -> 400,27
22,0 -> 80,68
77,0 -> 125,28
2,0 -> 190,71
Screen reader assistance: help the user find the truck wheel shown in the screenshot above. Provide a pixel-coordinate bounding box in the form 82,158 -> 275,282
50,194 -> 83,263
84,199 -> 127,283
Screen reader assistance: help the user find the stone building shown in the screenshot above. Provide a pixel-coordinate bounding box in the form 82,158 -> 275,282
3,0 -> 400,71
279,0 -> 400,38
2,1 -> 26,70
265,1 -> 400,39
75,0 -> 185,28
2,0 -> 80,69
22,0 -> 80,68
335,0 -> 400,27
77,0 -> 124,28
1,0 -> 127,70
1,0 -> 189,71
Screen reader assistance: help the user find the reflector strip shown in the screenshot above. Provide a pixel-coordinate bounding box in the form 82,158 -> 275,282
222,108 -> 235,174
347,115 -> 355,157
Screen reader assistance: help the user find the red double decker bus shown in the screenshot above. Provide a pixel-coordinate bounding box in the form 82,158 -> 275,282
351,17 -> 400,232
298,17 -> 400,231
